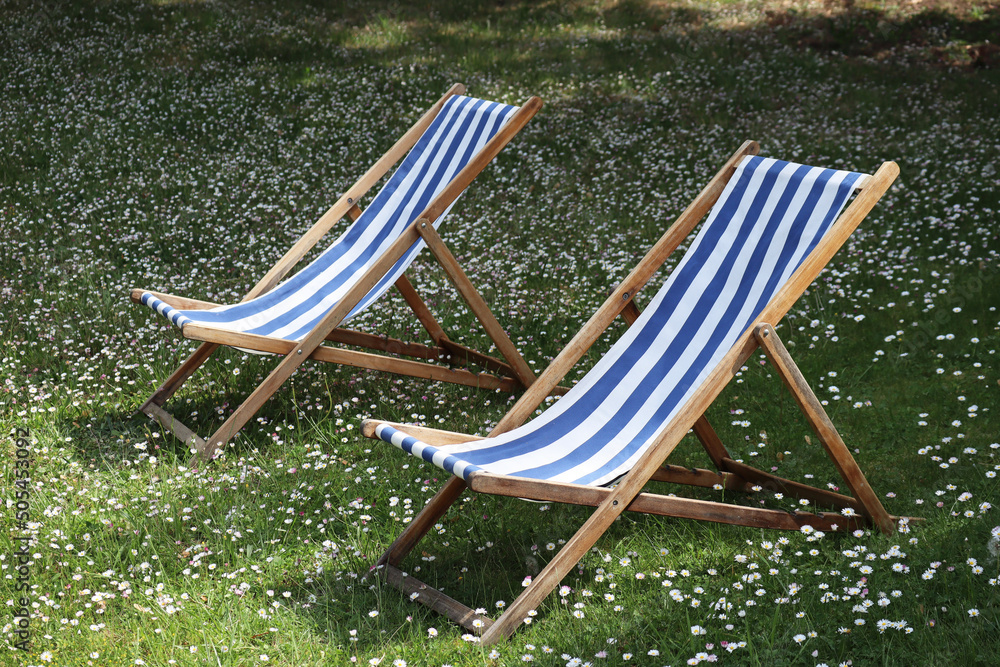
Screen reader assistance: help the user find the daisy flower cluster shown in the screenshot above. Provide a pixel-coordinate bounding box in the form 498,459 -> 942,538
1,1 -> 997,665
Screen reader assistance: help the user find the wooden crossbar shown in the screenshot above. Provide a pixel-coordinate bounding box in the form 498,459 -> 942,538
467,472 -> 871,532
183,324 -> 519,391
382,564 -> 493,633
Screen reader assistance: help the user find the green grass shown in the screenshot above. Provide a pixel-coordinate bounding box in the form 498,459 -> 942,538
2,0 -> 999,665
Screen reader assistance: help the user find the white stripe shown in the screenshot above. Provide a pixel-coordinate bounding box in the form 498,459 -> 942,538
196,98 -> 514,338
574,166 -> 854,483
205,100 -> 464,333
444,159 -> 784,472
258,100 -> 474,336
441,160 -> 857,485
430,448 -> 451,469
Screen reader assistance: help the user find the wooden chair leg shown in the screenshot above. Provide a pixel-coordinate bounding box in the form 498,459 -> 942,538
480,485 -> 635,644
692,415 -> 737,473
144,403 -> 207,452
395,275 -> 448,345
395,274 -> 519,376
198,346 -> 311,461
379,476 -> 467,567
375,477 -> 497,632
139,342 -> 219,412
754,323 -> 895,534
416,221 -> 538,389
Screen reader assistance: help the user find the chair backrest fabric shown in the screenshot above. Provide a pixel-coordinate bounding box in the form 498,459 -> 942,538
384,156 -> 865,486
140,95 -> 519,340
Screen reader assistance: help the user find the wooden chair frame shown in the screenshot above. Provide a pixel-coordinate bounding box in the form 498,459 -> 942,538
132,84 -> 543,461
362,141 -> 913,644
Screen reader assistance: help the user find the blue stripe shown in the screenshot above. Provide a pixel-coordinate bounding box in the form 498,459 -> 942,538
507,160 -> 801,481
451,159 -> 785,470
345,102 -> 518,321
140,292 -> 192,329
415,157 -> 864,485
143,96 -> 519,340
264,98 -> 502,336
378,425 -> 483,479
561,165 -> 855,484
195,96 -> 478,330
279,98 -> 505,338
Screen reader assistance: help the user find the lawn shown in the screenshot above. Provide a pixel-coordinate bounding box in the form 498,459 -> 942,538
1,0 -> 999,665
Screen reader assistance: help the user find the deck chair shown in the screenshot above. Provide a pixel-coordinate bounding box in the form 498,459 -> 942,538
132,85 -> 542,460
362,141 -> 910,643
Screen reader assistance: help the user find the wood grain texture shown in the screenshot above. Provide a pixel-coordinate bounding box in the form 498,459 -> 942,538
721,457 -> 862,512
322,327 -> 445,361
129,289 -> 218,310
648,463 -> 752,491
184,323 -> 517,390
138,342 -> 220,410
394,274 -> 448,344
360,419 -> 483,445
382,564 -> 493,633
468,472 -> 866,531
417,220 -> 537,388
142,403 -> 206,451
754,323 -> 895,533
378,477 -> 468,568
692,415 -> 735,472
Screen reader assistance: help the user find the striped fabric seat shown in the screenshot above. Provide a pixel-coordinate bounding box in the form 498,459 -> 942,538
374,156 -> 866,487
139,95 -> 520,341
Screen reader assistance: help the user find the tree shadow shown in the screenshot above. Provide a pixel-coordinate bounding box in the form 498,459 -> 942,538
284,0 -> 1000,71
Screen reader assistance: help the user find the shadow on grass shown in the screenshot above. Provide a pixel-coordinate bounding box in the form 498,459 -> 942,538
6,0 -> 997,78
284,0 -> 1000,72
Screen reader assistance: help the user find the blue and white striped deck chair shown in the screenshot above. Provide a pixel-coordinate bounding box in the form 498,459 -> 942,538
130,85 -> 542,460
362,142 -> 905,642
